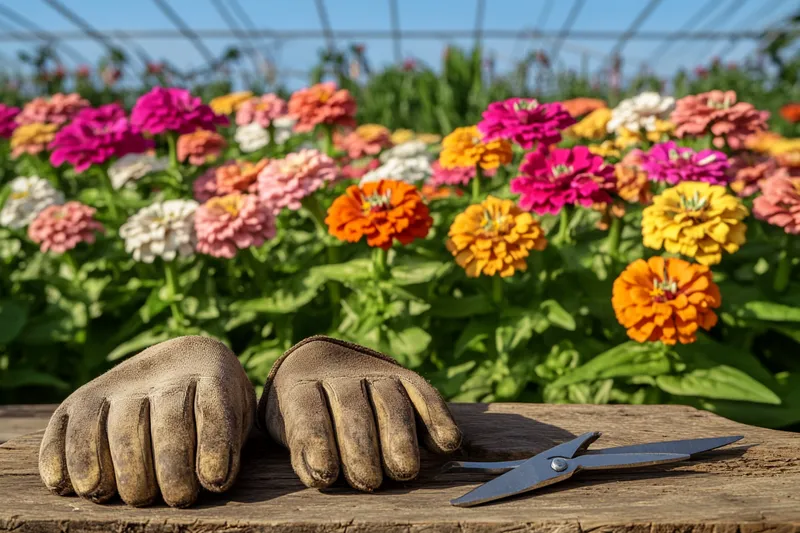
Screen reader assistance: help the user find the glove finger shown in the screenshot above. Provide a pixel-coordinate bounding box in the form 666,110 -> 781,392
107,397 -> 158,506
367,378 -> 420,481
194,378 -> 244,493
150,382 -> 199,507
64,398 -> 117,503
38,406 -> 73,496
400,375 -> 462,454
323,379 -> 383,491
272,382 -> 339,489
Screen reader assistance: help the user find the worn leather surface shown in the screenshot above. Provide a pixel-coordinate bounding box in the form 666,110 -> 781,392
38,336 -> 255,508
258,335 -> 462,492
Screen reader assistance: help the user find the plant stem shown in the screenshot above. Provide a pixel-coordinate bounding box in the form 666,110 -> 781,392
98,166 -> 119,221
163,260 -> 184,330
61,250 -> 78,279
373,246 -> 388,278
491,275 -> 504,305
246,247 -> 267,291
607,215 -> 623,259
301,194 -> 341,316
166,132 -> 179,170
556,206 -> 572,244
267,123 -> 276,154
321,125 -> 335,158
472,165 -> 483,202
774,237 -> 792,293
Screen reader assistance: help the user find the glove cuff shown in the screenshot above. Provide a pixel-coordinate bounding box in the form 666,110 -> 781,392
256,335 -> 401,432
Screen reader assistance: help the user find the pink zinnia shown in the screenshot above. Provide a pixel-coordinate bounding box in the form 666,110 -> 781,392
131,87 -> 229,135
428,160 -> 496,187
235,94 -> 287,127
728,153 -> 780,197
510,146 -> 615,215
27,202 -> 104,253
335,124 -> 393,159
49,105 -> 153,173
195,193 -> 276,258
257,149 -> 338,212
477,98 -> 576,149
753,171 -> 800,234
339,157 -> 380,180
671,90 -> 769,150
193,167 -> 221,203
15,93 -> 89,126
640,141 -> 730,186
0,104 -> 20,138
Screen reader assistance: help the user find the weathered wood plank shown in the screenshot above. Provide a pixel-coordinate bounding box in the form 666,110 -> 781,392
1,403 -> 798,533
0,404 -> 55,444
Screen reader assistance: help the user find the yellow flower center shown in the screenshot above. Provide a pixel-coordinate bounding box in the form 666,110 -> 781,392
318,91 -> 331,103
707,95 -> 732,109
362,190 -> 393,213
678,190 -> 709,216
650,269 -> 678,302
207,194 -> 244,217
10,191 -> 29,200
512,99 -> 537,112
480,209 -> 511,235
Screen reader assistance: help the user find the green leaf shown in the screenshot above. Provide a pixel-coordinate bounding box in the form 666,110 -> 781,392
139,287 -> 169,323
656,365 -> 781,405
17,310 -> 74,345
386,326 -> 431,368
0,369 -> 69,390
736,301 -> 800,322
551,342 -> 672,387
453,319 -> 495,358
230,271 -> 325,314
540,299 -> 576,331
0,299 -> 28,344
429,294 -> 494,318
390,257 -> 453,285
311,258 -> 373,283
107,327 -> 170,361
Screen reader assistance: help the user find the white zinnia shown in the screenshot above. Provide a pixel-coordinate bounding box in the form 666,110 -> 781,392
607,91 -> 675,134
360,155 -> 433,185
379,140 -> 430,163
235,117 -> 296,153
119,199 -> 198,263
108,153 -> 169,190
0,176 -> 64,229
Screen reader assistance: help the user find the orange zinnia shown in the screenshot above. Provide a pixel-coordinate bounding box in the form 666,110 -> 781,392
446,195 -> 547,277
612,256 -> 721,345
779,103 -> 800,123
561,97 -> 607,118
439,126 -> 512,170
216,158 -> 269,194
325,179 -> 432,250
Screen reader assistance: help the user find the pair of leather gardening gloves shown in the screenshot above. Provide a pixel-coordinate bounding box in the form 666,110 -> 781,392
38,335 -> 462,507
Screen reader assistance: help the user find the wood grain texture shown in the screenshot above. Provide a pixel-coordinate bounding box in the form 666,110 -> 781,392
1,403 -> 798,533
0,404 -> 54,444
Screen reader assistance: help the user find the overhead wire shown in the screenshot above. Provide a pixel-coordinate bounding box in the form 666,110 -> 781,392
549,0 -> 586,67
0,3 -> 88,64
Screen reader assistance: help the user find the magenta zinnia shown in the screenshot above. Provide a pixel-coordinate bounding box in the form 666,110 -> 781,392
257,149 -> 338,213
27,201 -> 104,253
0,104 -> 20,138
195,193 -> 276,258
477,98 -> 575,149
640,141 -> 730,186
510,146 -> 615,215
131,87 -> 229,135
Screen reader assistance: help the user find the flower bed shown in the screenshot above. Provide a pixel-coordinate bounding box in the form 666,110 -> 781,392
0,84 -> 799,430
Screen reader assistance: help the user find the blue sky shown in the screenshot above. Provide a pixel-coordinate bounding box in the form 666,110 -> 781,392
0,0 -> 794,90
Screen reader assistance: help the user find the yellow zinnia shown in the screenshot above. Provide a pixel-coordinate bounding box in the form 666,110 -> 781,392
446,195 -> 547,277
209,91 -> 253,115
391,129 -> 441,145
642,182 -> 748,266
439,126 -> 512,170
616,119 -> 675,148
568,107 -> 612,140
588,140 -> 621,159
10,122 -> 59,158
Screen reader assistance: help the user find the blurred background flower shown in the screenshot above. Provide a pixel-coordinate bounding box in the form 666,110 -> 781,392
27,201 -> 104,253
195,193 -> 276,258
119,199 -> 198,263
0,176 -> 64,229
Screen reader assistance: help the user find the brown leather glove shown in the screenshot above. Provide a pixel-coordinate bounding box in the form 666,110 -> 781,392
38,336 -> 255,508
258,335 -> 462,492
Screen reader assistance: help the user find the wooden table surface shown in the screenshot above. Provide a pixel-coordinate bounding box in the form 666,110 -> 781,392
1,402 -> 798,533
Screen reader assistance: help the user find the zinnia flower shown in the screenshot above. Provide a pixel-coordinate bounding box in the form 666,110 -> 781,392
27,201 -> 104,253
615,149 -> 652,204
615,119 -> 675,148
640,141 -> 730,186
361,156 -> 432,185
195,193 -> 276,258
335,124 -> 393,159
779,103 -> 800,124
612,256 -> 720,345
510,146 -> 615,215
753,171 -> 800,234
379,140 -> 429,163
10,123 -> 59,158
109,153 -> 169,190
235,93 -> 287,127
561,97 -> 606,118
642,182 -> 748,265
477,98 -> 575,149
0,176 -> 64,229
446,195 -> 547,277
325,179 -> 432,250
216,159 -> 270,195
588,141 -> 621,159
727,153 -> 779,197
0,104 -> 20,138
339,157 -> 380,180
440,126 -> 512,170
428,160 -> 495,187
257,149 -> 338,212
568,108 -> 612,140
119,199 -> 198,263
421,184 -> 463,201
287,82 -> 357,133
209,91 -> 253,116
671,90 -> 769,150
15,93 -> 89,126
131,87 -> 228,135
607,92 -> 675,134
390,129 -> 440,145
176,129 -> 226,165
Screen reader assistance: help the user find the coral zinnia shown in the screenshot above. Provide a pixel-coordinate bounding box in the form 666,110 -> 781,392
287,82 -> 357,133
671,90 -> 769,150
439,126 -> 512,170
131,87 -> 229,135
235,93 -> 288,127
177,129 -> 226,165
779,103 -> 800,124
10,123 -> 58,158
612,256 -> 721,345
642,182 -> 748,266
753,171 -> 800,235
257,149 -> 338,212
727,153 -> 779,197
510,146 -> 615,215
27,201 -> 104,253
561,97 -> 606,119
209,91 -> 253,116
446,195 -> 547,277
335,124 -> 393,159
477,98 -> 575,149
195,193 -> 276,258
429,160 -> 494,187
216,158 -> 270,195
615,149 -> 652,205
325,179 -> 432,250
15,93 -> 89,126
0,104 -> 20,138
640,141 -> 730,186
